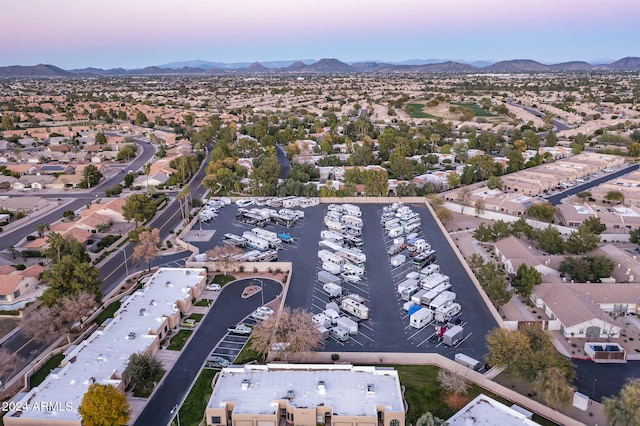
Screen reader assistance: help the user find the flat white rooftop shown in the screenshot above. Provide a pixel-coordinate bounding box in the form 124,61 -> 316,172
447,394 -> 540,426
5,267 -> 206,424
208,364 -> 404,417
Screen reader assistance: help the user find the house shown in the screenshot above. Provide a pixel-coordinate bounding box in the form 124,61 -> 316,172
0,274 -> 38,304
205,364 -> 405,426
79,198 -> 127,223
74,213 -> 113,233
12,175 -> 55,191
133,172 -> 170,188
51,174 -> 85,190
0,196 -> 49,212
530,283 -> 626,338
493,236 -> 546,275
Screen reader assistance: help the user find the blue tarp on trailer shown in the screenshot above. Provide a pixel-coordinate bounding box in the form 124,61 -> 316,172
408,305 -> 422,316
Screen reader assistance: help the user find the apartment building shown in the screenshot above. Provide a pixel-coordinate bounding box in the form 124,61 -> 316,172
206,364 -> 405,426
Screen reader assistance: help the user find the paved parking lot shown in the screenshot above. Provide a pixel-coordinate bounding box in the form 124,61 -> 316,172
190,202 -> 498,361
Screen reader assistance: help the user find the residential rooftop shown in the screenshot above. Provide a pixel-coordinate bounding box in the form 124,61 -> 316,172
447,394 -> 540,426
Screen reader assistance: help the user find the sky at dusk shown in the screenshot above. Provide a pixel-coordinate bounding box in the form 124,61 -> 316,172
2,0 -> 639,69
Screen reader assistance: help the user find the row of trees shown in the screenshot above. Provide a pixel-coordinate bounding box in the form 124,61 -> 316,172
473,217 -> 605,256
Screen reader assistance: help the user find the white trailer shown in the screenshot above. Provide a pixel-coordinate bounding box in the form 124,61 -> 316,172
411,289 -> 428,306
251,228 -> 281,249
429,291 -> 457,311
329,327 -> 349,342
410,308 -> 434,329
320,251 -> 345,267
403,301 -> 416,312
319,238 -> 344,253
420,273 -> 450,290
241,232 -> 269,251
455,353 -> 482,371
400,283 -> 420,301
312,313 -> 332,328
318,249 -> 335,263
323,308 -> 340,324
336,248 -> 366,266
323,283 -> 343,298
390,254 -> 406,267
388,226 -> 404,238
336,316 -> 358,334
325,218 -> 346,232
397,278 -> 418,294
384,218 -> 401,230
342,262 -> 364,276
404,222 -> 421,234
341,298 -> 369,320
316,325 -> 330,340
340,214 -> 363,228
317,270 -> 341,285
405,271 -> 421,280
421,281 -> 453,305
341,204 -> 361,217
322,262 -> 342,275
435,302 -> 462,323
321,230 -> 344,242
327,204 -> 343,213
443,325 -> 464,346
420,264 -> 440,278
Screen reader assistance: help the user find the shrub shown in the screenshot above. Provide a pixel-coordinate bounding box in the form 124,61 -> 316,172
26,235 -> 37,241
63,210 -> 75,220
21,250 -> 43,258
14,264 -> 26,270
331,354 -> 340,361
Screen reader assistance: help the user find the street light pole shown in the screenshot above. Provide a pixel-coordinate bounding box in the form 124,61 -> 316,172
592,378 -> 598,403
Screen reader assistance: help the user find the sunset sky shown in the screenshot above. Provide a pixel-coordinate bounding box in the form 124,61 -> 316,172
3,0 -> 639,69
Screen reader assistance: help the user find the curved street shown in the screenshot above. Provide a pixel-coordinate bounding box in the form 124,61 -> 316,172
133,278 -> 282,426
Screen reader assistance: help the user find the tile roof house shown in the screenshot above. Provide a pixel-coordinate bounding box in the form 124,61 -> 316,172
494,236 -> 544,275
51,174 -> 85,189
12,175 -> 56,191
0,274 -> 38,304
531,283 -> 626,338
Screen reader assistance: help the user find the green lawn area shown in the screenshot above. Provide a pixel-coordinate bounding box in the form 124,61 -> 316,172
94,301 -> 121,325
394,365 -> 558,425
451,102 -> 494,117
232,337 -> 265,365
170,368 -> 217,426
194,299 -> 212,307
406,103 -> 440,119
211,274 -> 236,285
167,330 -> 193,351
29,353 -> 65,389
186,313 -> 204,322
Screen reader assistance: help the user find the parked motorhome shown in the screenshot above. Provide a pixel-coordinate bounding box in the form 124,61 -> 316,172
409,307 -> 434,329
336,316 -> 358,334
317,270 -> 341,285
342,262 -> 364,276
435,302 -> 462,323
321,230 -> 344,242
340,298 -> 369,320
330,327 -> 349,342
412,250 -> 436,270
323,282 -> 343,298
340,214 -> 363,228
422,282 -> 453,305
312,313 -> 332,328
241,232 -> 269,251
420,264 -> 440,278
336,248 -> 366,265
429,291 -> 456,311
322,262 -> 342,275
341,204 -> 361,217
222,233 -> 247,248
420,273 -> 449,290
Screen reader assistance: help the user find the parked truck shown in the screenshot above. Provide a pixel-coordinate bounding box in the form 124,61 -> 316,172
435,302 -> 462,323
323,283 -> 343,298
442,325 -> 464,346
336,316 -> 358,334
317,270 -> 341,285
341,298 -> 369,320
409,307 -> 434,329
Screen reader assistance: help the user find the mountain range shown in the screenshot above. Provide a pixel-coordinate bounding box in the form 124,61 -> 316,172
2,57 -> 640,77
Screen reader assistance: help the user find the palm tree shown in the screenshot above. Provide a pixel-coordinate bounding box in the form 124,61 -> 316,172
35,223 -> 50,238
177,184 -> 191,225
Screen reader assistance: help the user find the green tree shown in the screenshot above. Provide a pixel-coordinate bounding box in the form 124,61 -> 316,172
116,144 -> 138,161
363,169 -> 388,196
628,142 -> 640,158
630,227 -> 640,245
134,111 -> 148,126
576,191 -> 592,202
586,254 -> 615,280
545,129 -> 558,147
250,154 -> 281,196
477,262 -> 511,306
487,175 -> 503,190
533,367 -> 575,409
41,256 -> 102,306
558,257 -> 592,282
537,225 -> 564,254
434,205 -> 452,225
82,164 -> 103,188
523,129 -> 540,150
605,190 -> 625,205
122,194 -> 157,227
124,353 -> 165,396
468,253 -> 485,273
79,383 -> 131,426
95,132 -> 107,144
446,173 -> 461,188
526,203 -> 557,222
604,378 -> 640,426
415,412 -> 445,426
485,328 -> 531,376
123,172 -> 135,188
513,263 -> 541,297
565,227 -> 600,254
44,233 -> 91,264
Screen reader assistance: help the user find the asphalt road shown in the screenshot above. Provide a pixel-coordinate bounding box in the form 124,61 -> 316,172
545,163 -> 640,205
573,358 -> 640,402
275,144 -> 291,179
506,101 -> 570,133
133,278 -> 282,426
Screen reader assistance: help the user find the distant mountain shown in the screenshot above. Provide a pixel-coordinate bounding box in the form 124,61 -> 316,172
0,64 -> 71,77
306,58 -> 353,72
482,59 -> 551,72
549,61 -> 594,71
4,57 -> 640,77
245,62 -> 269,72
606,57 -> 640,71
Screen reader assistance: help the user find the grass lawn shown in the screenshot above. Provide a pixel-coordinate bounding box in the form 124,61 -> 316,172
233,337 -> 265,365
211,274 -> 236,285
395,365 -> 558,425
406,103 -> 440,119
170,368 -> 217,426
451,102 -> 494,117
29,353 -> 65,389
194,299 -> 212,307
94,301 -> 121,325
186,313 -> 204,322
167,330 -> 193,351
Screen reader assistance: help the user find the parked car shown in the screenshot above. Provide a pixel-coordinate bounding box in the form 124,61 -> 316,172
206,283 -> 221,291
180,319 -> 196,328
251,306 -> 275,321
206,355 -> 230,369
228,324 -> 252,335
